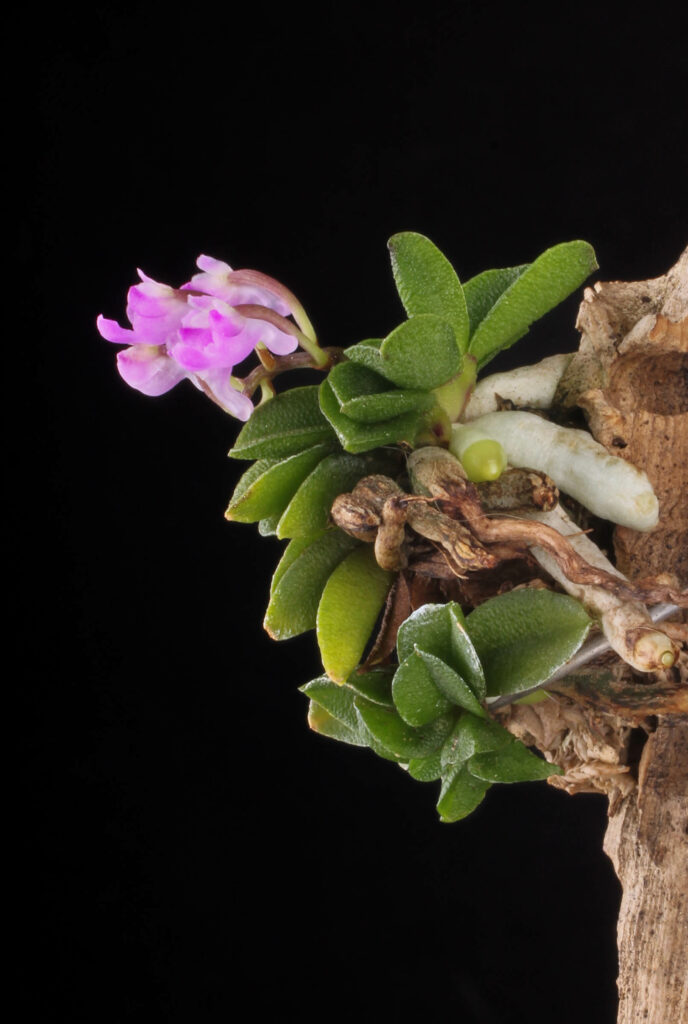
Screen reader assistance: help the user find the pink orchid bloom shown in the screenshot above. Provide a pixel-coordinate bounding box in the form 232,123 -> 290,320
97,255 -> 301,420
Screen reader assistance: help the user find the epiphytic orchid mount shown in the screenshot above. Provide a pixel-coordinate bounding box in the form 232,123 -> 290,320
99,233 -> 686,823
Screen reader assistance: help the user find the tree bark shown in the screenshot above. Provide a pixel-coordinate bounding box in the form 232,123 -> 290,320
555,249 -> 688,1024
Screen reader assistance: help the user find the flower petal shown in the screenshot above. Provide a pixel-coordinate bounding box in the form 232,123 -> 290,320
97,315 -> 136,345
116,347 -> 187,396
197,369 -> 254,420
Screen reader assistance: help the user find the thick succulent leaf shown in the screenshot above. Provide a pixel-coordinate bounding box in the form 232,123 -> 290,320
269,535 -> 322,596
227,458 -> 278,508
379,315 -> 462,390
468,745 -> 562,783
225,444 -> 330,523
354,696 -> 455,760
467,241 -> 598,369
316,546 -> 393,683
342,389 -> 434,424
387,232 -> 470,352
392,651 -> 452,727
264,529 -> 359,640
396,602 -> 464,665
465,589 -> 591,697
307,701 -> 368,747
328,361 -> 394,405
300,676 -> 362,734
343,669 -> 395,707
276,449 -> 400,540
463,265 -> 529,336
450,621 -> 486,700
415,650 -> 486,718
407,752 -> 443,782
319,379 -> 421,453
229,386 -> 336,459
342,339 -> 386,377
437,764 -> 490,823
440,713 -> 512,771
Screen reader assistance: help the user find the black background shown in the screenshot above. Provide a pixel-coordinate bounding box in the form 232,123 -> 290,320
21,3 -> 686,1021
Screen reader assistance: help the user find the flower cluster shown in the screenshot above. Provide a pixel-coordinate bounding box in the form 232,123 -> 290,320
97,255 -> 313,420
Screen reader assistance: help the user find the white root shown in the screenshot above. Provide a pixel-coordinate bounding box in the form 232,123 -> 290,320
464,353 -> 572,420
460,410 -> 659,531
522,504 -> 676,673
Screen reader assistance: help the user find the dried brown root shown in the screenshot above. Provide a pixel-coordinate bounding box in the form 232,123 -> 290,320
407,447 -> 688,609
476,467 -> 559,513
330,474 -> 497,577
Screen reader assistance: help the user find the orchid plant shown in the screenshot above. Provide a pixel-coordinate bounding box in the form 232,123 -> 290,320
99,233 -> 681,822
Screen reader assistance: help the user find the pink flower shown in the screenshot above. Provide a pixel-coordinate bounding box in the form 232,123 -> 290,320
97,255 -> 301,420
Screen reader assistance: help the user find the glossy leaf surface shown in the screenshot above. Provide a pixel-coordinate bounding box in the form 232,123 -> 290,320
317,546 -> 393,682
469,745 -> 562,783
396,603 -> 464,665
465,589 -> 591,696
392,652 -> 452,727
437,764 -> 490,823
307,702 -> 367,747
354,697 -> 455,759
440,713 -> 511,770
264,529 -> 359,640
416,650 -> 486,717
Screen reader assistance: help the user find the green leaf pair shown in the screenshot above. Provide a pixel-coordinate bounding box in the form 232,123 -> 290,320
266,534 -> 393,682
302,589 -> 592,822
228,385 -> 402,538
388,232 -> 597,371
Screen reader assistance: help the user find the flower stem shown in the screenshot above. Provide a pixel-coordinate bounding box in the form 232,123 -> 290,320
240,346 -> 344,398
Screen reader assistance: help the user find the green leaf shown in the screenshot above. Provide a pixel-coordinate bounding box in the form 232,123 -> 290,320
227,458 -> 278,508
388,232 -> 470,352
415,650 -> 486,718
450,621 -> 486,700
300,676 -> 362,734
342,339 -> 386,377
328,361 -> 394,405
229,386 -> 336,460
463,265 -> 529,335
276,449 -> 401,540
307,701 -> 368,747
407,753 -> 443,782
354,696 -> 455,760
465,589 -> 591,697
317,546 -> 393,682
344,669 -> 395,707
392,652 -> 452,727
319,379 -> 421,454
379,316 -> 462,390
437,764 -> 490,823
396,602 -> 464,665
440,713 -> 512,771
264,529 -> 359,640
225,444 -> 330,523
468,745 -> 562,783
467,241 -> 597,369
343,389 -> 434,424
270,535 -> 322,596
